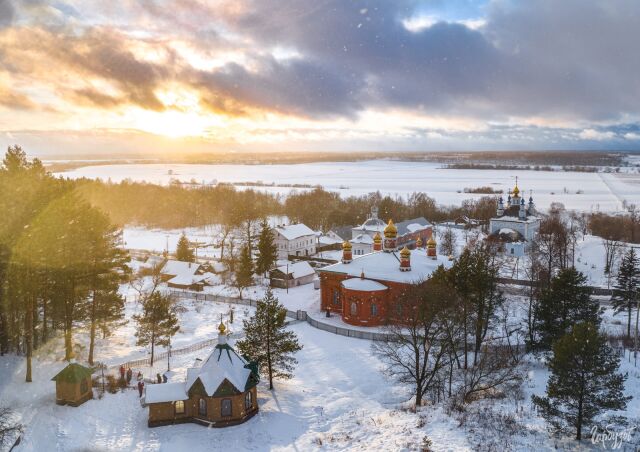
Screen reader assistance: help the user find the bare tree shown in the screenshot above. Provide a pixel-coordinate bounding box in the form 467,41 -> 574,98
372,273 -> 456,408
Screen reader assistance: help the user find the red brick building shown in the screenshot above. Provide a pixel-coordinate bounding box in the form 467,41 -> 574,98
319,220 -> 451,327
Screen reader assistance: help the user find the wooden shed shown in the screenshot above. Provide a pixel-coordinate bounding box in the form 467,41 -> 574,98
51,363 -> 94,406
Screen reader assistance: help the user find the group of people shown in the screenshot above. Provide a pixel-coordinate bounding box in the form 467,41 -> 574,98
119,365 -> 145,397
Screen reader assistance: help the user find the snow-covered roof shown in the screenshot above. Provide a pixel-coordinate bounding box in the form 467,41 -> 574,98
167,273 -> 206,286
320,248 -> 452,284
275,261 -> 315,279
191,338 -> 254,394
318,235 -> 342,245
395,217 -> 431,235
342,278 -> 388,291
350,234 -> 374,245
274,224 -> 316,240
144,382 -> 188,404
353,217 -> 386,232
161,260 -> 200,277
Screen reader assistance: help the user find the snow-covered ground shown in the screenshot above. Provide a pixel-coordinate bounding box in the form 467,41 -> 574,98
58,161 -> 640,212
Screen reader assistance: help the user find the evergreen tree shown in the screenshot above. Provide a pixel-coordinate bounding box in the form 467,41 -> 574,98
237,288 -> 302,389
534,267 -> 600,350
255,219 -> 277,277
611,247 -> 639,338
235,245 -> 254,298
175,233 -> 195,262
133,292 -> 179,366
532,323 -> 630,440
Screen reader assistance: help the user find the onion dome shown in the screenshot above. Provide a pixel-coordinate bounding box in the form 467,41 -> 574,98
427,235 -> 436,248
218,320 -> 226,335
384,219 -> 398,238
342,240 -> 352,251
416,237 -> 423,248
512,184 -> 520,197
400,246 -> 411,258
373,231 -> 382,243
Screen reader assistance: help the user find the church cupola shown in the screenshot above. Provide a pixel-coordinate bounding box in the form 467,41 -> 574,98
383,219 -> 398,252
519,198 -> 526,220
342,240 -> 352,264
218,320 -> 227,344
427,235 -> 437,259
399,246 -> 411,271
416,236 -> 423,248
373,231 -> 382,252
528,193 -> 535,212
507,194 -> 512,208
497,196 -> 504,216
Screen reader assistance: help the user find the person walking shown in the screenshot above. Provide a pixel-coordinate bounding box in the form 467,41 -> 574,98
137,380 -> 144,397
126,368 -> 133,384
119,365 -> 125,381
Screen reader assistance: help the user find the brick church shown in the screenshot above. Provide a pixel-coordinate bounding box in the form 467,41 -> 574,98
318,219 -> 452,327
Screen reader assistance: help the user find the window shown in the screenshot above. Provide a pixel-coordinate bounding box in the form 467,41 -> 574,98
198,398 -> 207,416
221,398 -> 232,417
350,302 -> 357,316
245,391 -> 252,410
510,248 -> 514,254
332,289 -> 340,306
175,400 -> 185,415
370,303 -> 378,316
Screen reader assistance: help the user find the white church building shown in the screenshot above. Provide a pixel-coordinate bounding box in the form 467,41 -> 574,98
488,180 -> 540,257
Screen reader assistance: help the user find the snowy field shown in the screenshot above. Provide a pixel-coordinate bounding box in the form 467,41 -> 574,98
58,161 -> 640,212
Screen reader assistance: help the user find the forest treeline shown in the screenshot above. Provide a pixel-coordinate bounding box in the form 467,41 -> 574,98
76,179 -> 499,231
0,147 -> 129,382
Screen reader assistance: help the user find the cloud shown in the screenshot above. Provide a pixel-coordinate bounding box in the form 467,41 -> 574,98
624,132 -> 640,140
578,129 -> 616,141
1,0 -> 640,150
0,0 -> 15,29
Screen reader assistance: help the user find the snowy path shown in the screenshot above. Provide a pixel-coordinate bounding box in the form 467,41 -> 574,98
3,324 -> 471,452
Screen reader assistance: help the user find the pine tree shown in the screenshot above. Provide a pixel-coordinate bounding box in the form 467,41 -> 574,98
235,245 -> 254,298
534,267 -> 600,350
133,292 -> 179,366
612,247 -> 639,338
237,288 -> 302,389
175,233 -> 195,262
532,323 -> 630,440
255,219 -> 277,277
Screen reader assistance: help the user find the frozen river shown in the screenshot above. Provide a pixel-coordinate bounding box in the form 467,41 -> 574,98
58,160 -> 640,212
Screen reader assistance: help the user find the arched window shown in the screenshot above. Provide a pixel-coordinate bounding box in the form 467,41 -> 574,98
350,302 -> 357,316
332,289 -> 340,306
175,400 -> 185,414
245,391 -> 252,410
370,303 -> 378,316
198,398 -> 207,416
221,398 -> 232,417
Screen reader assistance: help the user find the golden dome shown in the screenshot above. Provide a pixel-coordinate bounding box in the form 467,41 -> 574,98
342,240 -> 352,251
416,237 -> 423,247
400,246 -> 411,258
427,236 -> 436,248
373,231 -> 382,243
218,321 -> 226,335
512,184 -> 520,197
384,219 -> 397,238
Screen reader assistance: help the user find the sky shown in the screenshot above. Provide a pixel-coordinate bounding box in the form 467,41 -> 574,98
0,0 -> 639,156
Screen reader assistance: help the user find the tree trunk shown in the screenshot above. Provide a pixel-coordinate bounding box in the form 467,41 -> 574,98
628,304 -> 632,339
25,296 -> 33,383
150,330 -> 155,367
88,290 -> 98,365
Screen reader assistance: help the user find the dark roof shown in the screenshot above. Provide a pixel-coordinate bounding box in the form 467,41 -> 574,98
395,217 -> 431,236
51,363 -> 93,383
330,225 -> 354,241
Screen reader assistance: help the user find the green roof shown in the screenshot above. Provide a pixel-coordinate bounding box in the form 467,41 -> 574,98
51,363 -> 94,383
